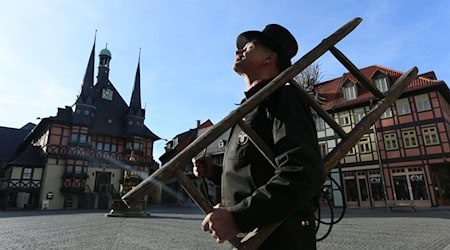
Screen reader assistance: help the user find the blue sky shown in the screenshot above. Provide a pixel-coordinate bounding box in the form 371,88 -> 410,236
1,1 -> 449,160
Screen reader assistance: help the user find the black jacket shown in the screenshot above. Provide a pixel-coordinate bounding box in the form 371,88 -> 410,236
221,81 -> 325,249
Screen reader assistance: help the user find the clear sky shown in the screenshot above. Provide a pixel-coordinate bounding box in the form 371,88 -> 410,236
1,1 -> 449,161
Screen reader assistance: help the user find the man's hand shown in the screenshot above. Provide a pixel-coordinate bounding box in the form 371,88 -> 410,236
202,204 -> 240,243
192,156 -> 214,178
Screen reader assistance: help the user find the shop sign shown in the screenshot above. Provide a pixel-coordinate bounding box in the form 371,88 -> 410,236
46,192 -> 54,200
370,177 -> 381,183
410,174 -> 423,182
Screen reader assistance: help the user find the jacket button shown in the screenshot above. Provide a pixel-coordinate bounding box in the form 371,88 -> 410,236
301,220 -> 310,227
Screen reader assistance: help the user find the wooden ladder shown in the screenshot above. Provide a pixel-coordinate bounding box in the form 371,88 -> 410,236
121,17 -> 418,249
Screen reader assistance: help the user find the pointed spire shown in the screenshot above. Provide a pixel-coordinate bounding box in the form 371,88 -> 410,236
83,30 -> 96,89
130,48 -> 142,110
76,30 -> 96,104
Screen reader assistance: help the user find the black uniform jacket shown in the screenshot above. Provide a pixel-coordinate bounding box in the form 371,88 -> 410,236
221,81 -> 325,249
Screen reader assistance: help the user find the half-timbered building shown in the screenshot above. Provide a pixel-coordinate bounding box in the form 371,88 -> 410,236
315,65 -> 450,208
0,41 -> 159,210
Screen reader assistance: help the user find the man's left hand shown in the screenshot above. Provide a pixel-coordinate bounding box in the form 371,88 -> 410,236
202,204 -> 240,243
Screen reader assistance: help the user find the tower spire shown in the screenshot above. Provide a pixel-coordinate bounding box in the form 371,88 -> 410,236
73,31 -> 98,126
76,30 -> 96,104
126,48 -> 145,136
130,48 -> 142,110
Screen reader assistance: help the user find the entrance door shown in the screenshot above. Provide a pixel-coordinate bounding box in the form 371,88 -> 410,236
431,165 -> 450,206
94,172 -> 111,209
343,173 -> 358,207
94,172 -> 111,192
343,171 -> 370,207
357,172 -> 370,207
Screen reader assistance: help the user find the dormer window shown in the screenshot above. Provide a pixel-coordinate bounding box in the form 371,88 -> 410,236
343,82 -> 357,100
102,88 -> 113,100
374,74 -> 390,93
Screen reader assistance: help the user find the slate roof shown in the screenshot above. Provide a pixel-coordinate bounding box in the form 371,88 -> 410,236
8,145 -> 45,167
315,65 -> 448,111
0,123 -> 35,163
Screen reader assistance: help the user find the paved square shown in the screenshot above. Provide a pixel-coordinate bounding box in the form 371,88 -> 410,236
0,206 -> 449,249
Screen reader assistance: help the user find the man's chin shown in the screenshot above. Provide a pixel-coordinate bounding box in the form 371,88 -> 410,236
233,64 -> 243,74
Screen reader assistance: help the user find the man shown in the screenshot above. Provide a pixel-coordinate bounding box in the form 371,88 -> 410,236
194,24 -> 325,249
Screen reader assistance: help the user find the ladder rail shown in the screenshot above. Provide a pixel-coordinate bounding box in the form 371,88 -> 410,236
329,46 -> 385,99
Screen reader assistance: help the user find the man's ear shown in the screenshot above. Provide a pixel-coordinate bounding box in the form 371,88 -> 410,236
263,52 -> 277,65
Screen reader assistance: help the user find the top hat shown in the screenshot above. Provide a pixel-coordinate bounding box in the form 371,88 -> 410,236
236,24 -> 298,71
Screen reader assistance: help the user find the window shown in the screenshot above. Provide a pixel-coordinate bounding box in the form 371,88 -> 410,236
353,108 -> 365,124
415,94 -> 431,112
338,112 -> 351,126
343,83 -> 357,100
359,137 -> 371,153
422,127 -> 439,145
79,134 -> 87,143
66,165 -> 86,175
74,166 -> 83,174
396,98 -> 411,115
71,134 -> 78,142
374,76 -> 389,93
402,130 -> 418,148
384,133 -> 398,150
346,146 -> 356,155
96,141 -> 117,152
71,133 -> 90,144
315,117 -> 326,131
64,195 -> 73,208
380,107 -> 393,119
393,175 -> 409,200
22,168 -> 32,179
127,141 -> 143,151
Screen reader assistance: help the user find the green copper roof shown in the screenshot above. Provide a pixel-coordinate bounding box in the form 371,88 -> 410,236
99,48 -> 112,57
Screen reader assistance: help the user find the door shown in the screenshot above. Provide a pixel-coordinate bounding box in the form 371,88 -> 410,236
343,171 -> 370,207
431,165 -> 450,206
357,172 -> 370,207
94,172 -> 111,209
343,173 -> 358,207
94,172 -> 111,192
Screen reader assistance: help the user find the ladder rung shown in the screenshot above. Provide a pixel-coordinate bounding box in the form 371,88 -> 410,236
237,119 -> 277,169
289,79 -> 348,139
329,46 -> 385,99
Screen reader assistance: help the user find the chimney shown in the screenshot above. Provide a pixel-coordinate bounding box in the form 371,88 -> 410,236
196,120 -> 201,128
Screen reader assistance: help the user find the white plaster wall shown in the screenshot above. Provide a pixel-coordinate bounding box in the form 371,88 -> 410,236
40,158 -> 65,209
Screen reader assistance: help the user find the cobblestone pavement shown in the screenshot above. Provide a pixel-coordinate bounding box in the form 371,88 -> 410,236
0,206 -> 449,250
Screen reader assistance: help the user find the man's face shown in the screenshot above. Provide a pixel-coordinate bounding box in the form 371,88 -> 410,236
233,41 -> 274,75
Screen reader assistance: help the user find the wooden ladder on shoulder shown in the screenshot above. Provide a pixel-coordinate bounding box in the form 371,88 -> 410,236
121,17 -> 418,249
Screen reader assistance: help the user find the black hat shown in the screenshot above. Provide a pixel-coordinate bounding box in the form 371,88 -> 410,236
236,24 -> 298,71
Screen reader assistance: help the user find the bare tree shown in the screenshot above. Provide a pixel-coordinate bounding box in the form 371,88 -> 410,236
293,63 -> 325,104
